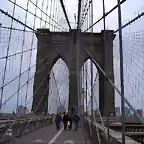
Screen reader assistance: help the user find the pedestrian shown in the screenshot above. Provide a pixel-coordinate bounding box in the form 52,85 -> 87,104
62,112 -> 68,130
68,109 -> 73,130
55,113 -> 62,130
73,112 -> 80,131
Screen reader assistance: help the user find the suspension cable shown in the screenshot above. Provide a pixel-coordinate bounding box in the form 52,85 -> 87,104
84,65 -> 107,143
8,0 -> 66,31
84,0 -> 126,32
0,0 -> 17,109
0,61 -> 64,142
1,83 -> 53,141
25,0 -> 39,107
0,46 -> 60,107
1,56 -> 50,107
0,44 -> 57,91
85,48 -> 144,126
60,0 -> 71,30
84,70 -> 101,144
77,0 -> 82,30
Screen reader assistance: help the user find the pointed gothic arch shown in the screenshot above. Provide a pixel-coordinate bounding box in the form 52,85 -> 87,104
81,59 -> 99,114
32,29 -> 115,116
48,58 -> 69,114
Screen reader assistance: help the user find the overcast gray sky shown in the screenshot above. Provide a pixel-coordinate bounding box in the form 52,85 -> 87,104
0,0 -> 144,114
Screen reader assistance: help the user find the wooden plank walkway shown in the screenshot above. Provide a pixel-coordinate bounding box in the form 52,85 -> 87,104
9,124 -> 90,144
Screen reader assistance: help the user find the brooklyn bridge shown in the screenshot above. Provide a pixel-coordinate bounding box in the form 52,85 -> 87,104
0,0 -> 144,143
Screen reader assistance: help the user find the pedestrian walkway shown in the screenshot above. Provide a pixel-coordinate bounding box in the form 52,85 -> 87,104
9,124 -> 90,144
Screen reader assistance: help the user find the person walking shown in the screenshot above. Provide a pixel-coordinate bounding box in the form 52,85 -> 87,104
55,113 -> 62,130
68,109 -> 73,130
62,112 -> 68,130
73,112 -> 80,131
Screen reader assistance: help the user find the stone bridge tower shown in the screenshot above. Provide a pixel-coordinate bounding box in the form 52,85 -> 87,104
32,29 -> 115,116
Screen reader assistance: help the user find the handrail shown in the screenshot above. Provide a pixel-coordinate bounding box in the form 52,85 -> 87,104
85,117 -> 139,144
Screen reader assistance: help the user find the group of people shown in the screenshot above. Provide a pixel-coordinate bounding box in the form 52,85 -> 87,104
55,111 -> 80,131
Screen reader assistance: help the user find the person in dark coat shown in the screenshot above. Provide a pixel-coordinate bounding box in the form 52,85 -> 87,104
68,107 -> 76,130
62,112 -> 68,130
73,112 -> 80,131
55,113 -> 62,130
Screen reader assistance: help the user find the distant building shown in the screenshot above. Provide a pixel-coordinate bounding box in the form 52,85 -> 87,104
16,105 -> 29,115
136,109 -> 143,117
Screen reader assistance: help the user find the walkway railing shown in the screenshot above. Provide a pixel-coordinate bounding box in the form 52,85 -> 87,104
0,115 -> 54,143
84,116 -> 140,144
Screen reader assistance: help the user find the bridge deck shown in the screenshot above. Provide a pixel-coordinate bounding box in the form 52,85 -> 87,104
9,124 -> 89,144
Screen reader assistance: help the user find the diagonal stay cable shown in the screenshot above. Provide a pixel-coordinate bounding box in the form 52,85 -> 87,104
25,69 -> 55,106
16,0 -> 30,111
85,48 -> 144,126
20,71 -> 64,140
0,54 -> 47,90
28,0 -> 67,31
1,67 -> 69,141
0,48 -> 59,141
5,47 -> 63,112
8,0 -> 65,31
84,0 -> 126,32
0,8 -> 35,32
26,69 -> 64,108
1,54 -> 52,108
20,85 -> 52,137
84,67 -> 108,142
114,12 -> 144,33
0,81 -> 53,142
0,0 -> 17,109
0,47 -> 36,60
51,70 -> 61,106
25,0 -> 39,107
0,43 -> 55,90
0,26 -> 33,32
83,71 -> 101,144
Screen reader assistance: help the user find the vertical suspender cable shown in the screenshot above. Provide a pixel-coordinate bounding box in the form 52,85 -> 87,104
76,33 -> 80,113
0,0 -> 16,111
49,0 -> 52,30
25,0 -> 39,109
17,0 -> 30,114
117,0 -> 125,143
90,0 -> 94,123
